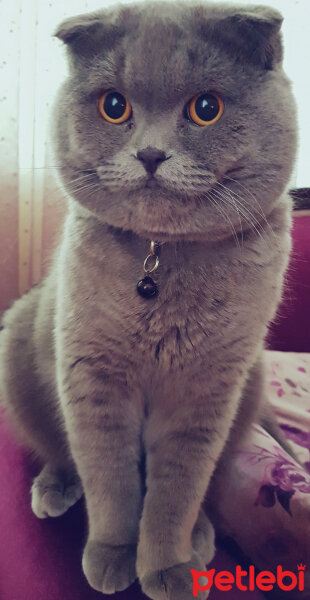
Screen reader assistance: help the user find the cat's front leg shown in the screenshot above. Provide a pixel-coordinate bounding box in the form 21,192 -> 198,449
137,376 -> 243,600
58,357 -> 144,594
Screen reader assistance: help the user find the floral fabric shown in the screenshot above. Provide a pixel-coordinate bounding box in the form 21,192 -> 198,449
216,351 -> 310,598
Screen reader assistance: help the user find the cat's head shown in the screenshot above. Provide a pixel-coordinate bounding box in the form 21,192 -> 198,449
53,1 -> 297,242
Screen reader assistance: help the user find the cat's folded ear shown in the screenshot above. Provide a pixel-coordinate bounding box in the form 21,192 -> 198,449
196,4 -> 283,70
54,11 -> 125,63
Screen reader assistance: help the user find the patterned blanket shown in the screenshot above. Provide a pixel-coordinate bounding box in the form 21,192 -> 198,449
215,351 -> 310,597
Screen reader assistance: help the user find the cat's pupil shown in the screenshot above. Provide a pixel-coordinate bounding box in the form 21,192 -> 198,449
104,92 -> 127,119
195,94 -> 219,121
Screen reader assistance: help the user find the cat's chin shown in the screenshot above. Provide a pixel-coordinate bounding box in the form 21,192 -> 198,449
70,181 -> 240,244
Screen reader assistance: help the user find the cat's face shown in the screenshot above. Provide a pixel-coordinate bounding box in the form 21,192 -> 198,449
53,1 -> 297,242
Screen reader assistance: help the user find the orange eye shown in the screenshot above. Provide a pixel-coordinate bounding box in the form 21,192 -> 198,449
186,92 -> 224,126
99,91 -> 132,124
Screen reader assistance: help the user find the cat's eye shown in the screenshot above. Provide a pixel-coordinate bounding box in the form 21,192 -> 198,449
186,93 -> 224,126
99,91 -> 132,124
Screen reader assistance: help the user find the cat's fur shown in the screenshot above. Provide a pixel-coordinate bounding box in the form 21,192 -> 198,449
0,2 -> 297,599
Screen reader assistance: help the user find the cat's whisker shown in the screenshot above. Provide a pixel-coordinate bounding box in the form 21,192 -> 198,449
68,171 -> 98,185
227,194 -> 271,248
226,198 -> 268,247
216,178 -> 260,221
223,175 -> 267,221
220,177 -> 276,243
211,188 -> 244,252
214,182 -> 270,248
68,182 -> 100,195
223,175 -> 275,239
216,193 -> 244,253
207,191 -> 241,250
69,172 -> 96,183
214,188 -> 267,250
215,184 -> 261,234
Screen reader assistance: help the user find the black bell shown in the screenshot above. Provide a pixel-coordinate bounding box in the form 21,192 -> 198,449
137,276 -> 158,298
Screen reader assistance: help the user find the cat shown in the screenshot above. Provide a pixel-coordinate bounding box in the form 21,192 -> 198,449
0,2 -> 297,599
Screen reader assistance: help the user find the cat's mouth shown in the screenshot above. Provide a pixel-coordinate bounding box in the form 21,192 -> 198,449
144,177 -> 161,189
140,173 -> 212,196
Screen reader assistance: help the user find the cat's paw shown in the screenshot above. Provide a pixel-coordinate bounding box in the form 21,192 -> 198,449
31,465 -> 83,518
140,554 -> 210,600
191,509 -> 216,565
82,540 -> 137,594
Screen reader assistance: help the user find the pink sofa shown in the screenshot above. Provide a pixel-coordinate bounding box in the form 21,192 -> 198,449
266,213 -> 310,353
0,212 -> 309,600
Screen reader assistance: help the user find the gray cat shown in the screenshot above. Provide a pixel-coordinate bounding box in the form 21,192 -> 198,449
0,2 -> 297,599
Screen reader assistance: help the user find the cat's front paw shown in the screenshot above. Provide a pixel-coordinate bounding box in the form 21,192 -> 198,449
31,465 -> 83,518
140,554 -> 210,600
82,540 -> 137,594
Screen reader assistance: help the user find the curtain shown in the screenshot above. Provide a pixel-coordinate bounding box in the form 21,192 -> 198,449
0,0 -> 309,313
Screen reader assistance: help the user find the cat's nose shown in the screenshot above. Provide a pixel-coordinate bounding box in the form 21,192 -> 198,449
136,146 -> 167,175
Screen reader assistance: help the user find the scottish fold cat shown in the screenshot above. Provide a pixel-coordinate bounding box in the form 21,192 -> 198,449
0,2 -> 297,599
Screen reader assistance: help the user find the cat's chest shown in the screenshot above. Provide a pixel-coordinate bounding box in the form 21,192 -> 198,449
123,258 -> 244,361
63,220 -> 283,371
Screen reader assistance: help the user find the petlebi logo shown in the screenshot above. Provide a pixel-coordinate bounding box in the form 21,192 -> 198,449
191,563 -> 306,595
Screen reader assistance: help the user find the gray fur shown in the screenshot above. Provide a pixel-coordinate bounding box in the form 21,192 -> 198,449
0,2 -> 297,599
